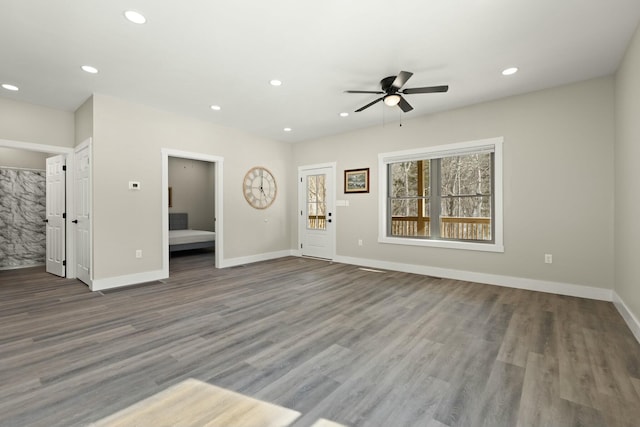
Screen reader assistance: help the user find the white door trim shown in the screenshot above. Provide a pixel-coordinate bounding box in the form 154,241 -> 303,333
0,138 -> 73,154
297,162 -> 337,260
161,149 -> 224,277
0,138 -> 76,278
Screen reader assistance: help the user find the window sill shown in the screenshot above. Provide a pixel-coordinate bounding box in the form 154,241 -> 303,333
378,235 -> 504,253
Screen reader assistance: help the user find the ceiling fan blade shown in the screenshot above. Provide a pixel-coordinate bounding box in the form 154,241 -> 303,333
355,96 -> 384,112
402,85 -> 449,95
391,71 -> 413,90
398,96 -> 413,112
345,90 -> 385,94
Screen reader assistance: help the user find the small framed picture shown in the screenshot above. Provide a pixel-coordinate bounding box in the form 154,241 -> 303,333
344,168 -> 370,193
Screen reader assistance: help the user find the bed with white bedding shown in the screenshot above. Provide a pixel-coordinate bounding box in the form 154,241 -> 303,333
169,213 -> 215,253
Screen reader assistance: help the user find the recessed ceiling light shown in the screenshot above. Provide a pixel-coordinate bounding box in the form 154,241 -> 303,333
283,127 -> 292,132
1,83 -> 19,91
210,105 -> 221,111
81,65 -> 99,74
270,79 -> 282,86
124,10 -> 146,24
502,67 -> 518,76
340,112 -> 349,117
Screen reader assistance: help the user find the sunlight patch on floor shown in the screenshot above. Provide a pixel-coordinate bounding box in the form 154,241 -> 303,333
310,419 -> 349,427
89,378 -> 349,427
89,378 -> 301,427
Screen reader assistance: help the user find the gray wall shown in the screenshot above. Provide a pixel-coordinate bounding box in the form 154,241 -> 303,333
91,94 -> 292,280
168,157 -> 215,231
0,147 -> 48,169
75,96 -> 94,144
615,25 -> 640,321
293,77 -> 615,290
0,96 -> 74,147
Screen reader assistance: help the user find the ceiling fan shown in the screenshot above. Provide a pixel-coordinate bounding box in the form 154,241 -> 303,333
346,71 -> 448,113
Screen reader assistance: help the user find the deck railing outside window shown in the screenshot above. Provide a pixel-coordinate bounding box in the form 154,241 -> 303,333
308,215 -> 326,230
308,215 -> 491,240
391,216 -> 491,241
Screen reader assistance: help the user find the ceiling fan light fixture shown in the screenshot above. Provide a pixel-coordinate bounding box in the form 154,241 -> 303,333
347,71 -> 448,113
384,94 -> 401,107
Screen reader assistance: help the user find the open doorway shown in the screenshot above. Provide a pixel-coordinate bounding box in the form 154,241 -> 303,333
0,140 -> 77,278
161,149 -> 223,277
168,157 -> 215,260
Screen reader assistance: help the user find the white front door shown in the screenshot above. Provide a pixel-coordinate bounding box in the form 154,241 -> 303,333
299,164 -> 335,259
74,143 -> 91,285
45,155 -> 66,277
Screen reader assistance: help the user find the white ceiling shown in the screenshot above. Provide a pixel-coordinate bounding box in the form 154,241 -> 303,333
1,0 -> 639,143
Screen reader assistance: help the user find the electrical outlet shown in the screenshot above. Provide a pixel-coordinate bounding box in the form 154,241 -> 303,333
136,249 -> 142,258
358,239 -> 363,246
544,254 -> 552,264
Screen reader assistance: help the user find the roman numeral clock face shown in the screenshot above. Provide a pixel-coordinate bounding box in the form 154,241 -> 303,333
243,166 -> 277,209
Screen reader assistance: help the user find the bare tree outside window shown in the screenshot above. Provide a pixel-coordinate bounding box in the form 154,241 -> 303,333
388,152 -> 493,241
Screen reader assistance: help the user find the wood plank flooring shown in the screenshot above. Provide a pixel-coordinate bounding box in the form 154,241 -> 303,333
1,252 -> 639,426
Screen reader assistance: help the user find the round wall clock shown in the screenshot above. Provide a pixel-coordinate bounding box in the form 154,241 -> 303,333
243,166 -> 277,209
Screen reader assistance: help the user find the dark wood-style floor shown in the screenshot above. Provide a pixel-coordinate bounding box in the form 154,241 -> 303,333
1,252 -> 640,427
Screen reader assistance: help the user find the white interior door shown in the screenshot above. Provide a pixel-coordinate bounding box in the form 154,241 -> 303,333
46,155 -> 66,277
299,165 -> 335,259
74,143 -> 91,285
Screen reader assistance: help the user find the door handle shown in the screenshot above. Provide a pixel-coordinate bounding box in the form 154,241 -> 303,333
43,219 -> 48,223
72,220 -> 78,224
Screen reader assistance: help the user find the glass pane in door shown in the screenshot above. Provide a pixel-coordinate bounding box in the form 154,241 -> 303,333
307,174 -> 326,230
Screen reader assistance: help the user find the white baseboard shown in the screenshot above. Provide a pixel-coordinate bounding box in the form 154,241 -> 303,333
219,250 -> 296,268
91,269 -> 167,291
613,291 -> 640,344
333,255 -> 613,301
89,251 -> 296,291
86,252 -> 614,304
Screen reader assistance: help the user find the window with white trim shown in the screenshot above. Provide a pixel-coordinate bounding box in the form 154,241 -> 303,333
378,137 -> 504,252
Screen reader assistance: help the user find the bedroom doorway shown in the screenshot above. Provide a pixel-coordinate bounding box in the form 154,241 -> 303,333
161,149 -> 223,277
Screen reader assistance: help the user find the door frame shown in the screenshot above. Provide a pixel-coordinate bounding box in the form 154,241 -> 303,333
0,138 -> 76,277
161,149 -> 224,276
297,162 -> 337,260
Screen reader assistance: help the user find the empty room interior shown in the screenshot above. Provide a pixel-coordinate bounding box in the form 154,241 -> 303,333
2,1 -> 640,426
